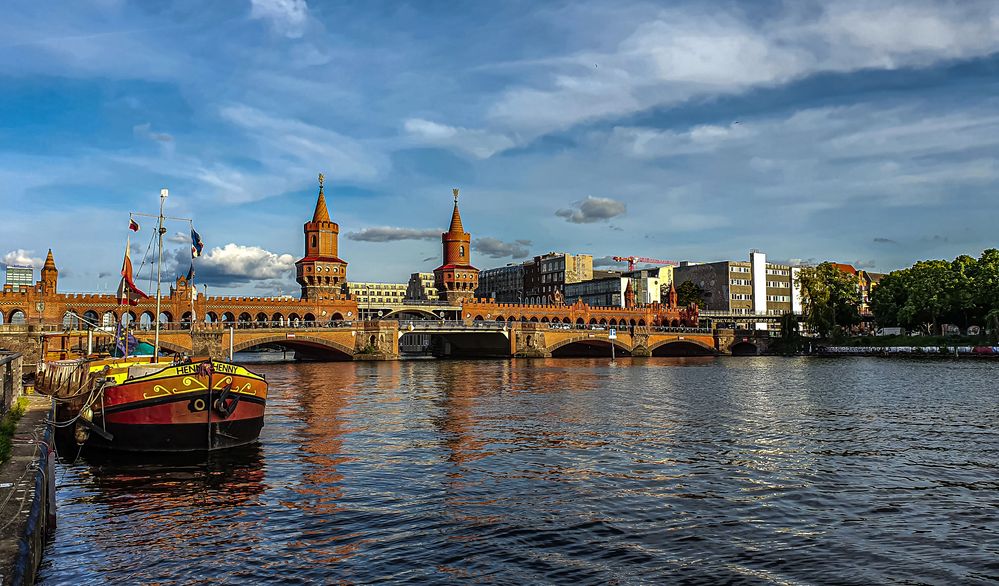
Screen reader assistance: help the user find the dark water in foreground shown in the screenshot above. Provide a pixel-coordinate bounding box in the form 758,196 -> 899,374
38,357 -> 999,584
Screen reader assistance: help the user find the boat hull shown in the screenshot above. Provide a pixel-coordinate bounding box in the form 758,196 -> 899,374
56,359 -> 268,453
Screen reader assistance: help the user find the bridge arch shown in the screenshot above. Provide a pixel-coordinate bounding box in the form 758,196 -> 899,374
139,312 -> 155,330
730,341 -> 759,356
62,311 -> 80,330
102,311 -> 116,327
649,338 -> 716,356
82,310 -> 99,327
232,334 -> 354,360
381,307 -> 439,320
547,335 -> 633,354
8,309 -> 26,325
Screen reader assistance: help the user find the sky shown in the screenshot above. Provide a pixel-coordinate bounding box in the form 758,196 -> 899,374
1,0 -> 998,295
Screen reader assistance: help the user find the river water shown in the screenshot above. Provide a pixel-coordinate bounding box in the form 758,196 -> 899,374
38,357 -> 998,584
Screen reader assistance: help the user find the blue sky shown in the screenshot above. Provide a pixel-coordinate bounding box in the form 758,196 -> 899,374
2,0 -> 998,294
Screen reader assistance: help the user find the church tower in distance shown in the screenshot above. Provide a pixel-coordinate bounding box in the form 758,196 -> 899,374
296,174 -> 347,301
434,188 -> 479,304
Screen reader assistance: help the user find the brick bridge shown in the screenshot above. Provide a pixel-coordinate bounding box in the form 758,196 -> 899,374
1,309 -> 769,364
138,320 -> 766,360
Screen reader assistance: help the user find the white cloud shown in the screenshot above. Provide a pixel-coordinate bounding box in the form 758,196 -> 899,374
184,243 -> 296,286
250,0 -> 310,38
457,1 -> 999,151
2,249 -> 44,268
403,118 -> 515,159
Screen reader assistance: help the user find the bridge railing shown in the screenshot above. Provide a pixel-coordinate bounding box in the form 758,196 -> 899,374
119,320 -> 360,332
401,320 -> 507,331
540,323 -> 711,334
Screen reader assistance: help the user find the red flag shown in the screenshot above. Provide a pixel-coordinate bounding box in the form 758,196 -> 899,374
116,239 -> 148,306
129,217 -> 140,232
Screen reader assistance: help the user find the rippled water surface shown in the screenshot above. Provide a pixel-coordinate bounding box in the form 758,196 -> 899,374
39,357 -> 999,584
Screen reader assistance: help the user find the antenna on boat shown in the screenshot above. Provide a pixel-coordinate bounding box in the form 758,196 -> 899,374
153,188 -> 168,363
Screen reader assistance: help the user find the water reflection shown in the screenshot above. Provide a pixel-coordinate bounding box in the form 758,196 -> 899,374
40,357 -> 999,584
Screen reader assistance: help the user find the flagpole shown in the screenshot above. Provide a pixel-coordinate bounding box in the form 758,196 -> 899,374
153,188 -> 167,363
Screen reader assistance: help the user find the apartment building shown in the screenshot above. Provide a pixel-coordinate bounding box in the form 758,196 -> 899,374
476,263 -> 525,302
672,251 -> 802,328
346,281 -> 409,305
524,252 -> 593,304
405,272 -> 438,301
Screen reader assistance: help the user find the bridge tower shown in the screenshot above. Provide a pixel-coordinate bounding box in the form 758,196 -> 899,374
296,174 -> 348,301
434,188 -> 479,304
40,249 -> 58,294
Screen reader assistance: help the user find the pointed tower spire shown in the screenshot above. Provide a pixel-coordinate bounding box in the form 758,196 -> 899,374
43,249 -> 56,270
41,248 -> 58,293
312,173 -> 331,223
448,188 -> 464,233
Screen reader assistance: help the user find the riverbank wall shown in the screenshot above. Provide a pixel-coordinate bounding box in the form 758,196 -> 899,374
821,345 -> 999,356
0,351 -> 54,586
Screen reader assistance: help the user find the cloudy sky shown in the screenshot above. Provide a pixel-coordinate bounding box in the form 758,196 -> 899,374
2,0 -> 997,294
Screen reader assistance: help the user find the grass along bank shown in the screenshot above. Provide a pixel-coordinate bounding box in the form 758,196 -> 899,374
0,398 -> 28,465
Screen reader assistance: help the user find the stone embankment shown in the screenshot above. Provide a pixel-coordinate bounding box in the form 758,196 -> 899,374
821,346 -> 999,356
0,351 -> 55,586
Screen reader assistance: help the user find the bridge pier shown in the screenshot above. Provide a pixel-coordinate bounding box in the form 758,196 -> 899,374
353,321 -> 399,360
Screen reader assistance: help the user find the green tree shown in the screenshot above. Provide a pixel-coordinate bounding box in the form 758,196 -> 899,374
675,281 -> 705,308
896,260 -> 956,334
795,262 -> 862,338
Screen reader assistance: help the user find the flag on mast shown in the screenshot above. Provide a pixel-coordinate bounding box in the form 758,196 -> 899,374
185,263 -> 194,283
129,217 -> 140,232
191,227 -> 204,258
116,238 -> 149,306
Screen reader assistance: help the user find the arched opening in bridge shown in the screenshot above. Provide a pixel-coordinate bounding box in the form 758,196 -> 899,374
289,313 -> 300,327
205,312 -> 218,323
0,312 -> 4,325
181,312 -> 193,328
474,315 -> 484,321
589,318 -> 597,325
238,312 -> 252,328
638,319 -> 646,326
609,319 -> 617,326
495,316 -> 505,322
9,310 -> 26,325
575,318 -> 584,326
271,313 -> 284,326
236,339 -> 354,362
122,312 -> 136,326
83,310 -> 99,328
731,342 -> 758,356
159,312 -> 172,327
551,340 -> 631,358
652,341 -> 715,357
599,318 -> 607,325
529,317 -> 539,323
330,312 -> 343,321
102,311 -> 116,327
62,311 -> 80,330
255,312 -> 268,327
304,313 -> 316,326
139,312 -> 154,330
222,312 -> 234,324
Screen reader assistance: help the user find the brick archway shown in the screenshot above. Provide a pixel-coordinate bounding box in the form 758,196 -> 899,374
232,334 -> 354,358
546,335 -> 633,354
648,338 -> 716,355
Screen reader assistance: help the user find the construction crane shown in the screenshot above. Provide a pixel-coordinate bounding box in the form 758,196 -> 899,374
611,256 -> 680,272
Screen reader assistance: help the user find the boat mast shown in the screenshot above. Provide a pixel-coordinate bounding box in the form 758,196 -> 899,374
153,188 -> 168,362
